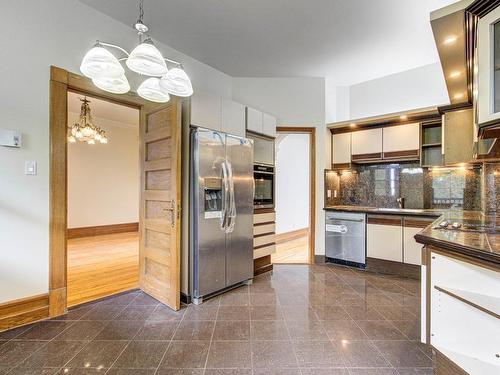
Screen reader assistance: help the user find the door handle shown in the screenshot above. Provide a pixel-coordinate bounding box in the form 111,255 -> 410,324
163,200 -> 176,228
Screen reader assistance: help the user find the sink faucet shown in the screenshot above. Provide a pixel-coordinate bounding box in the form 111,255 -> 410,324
397,197 -> 405,209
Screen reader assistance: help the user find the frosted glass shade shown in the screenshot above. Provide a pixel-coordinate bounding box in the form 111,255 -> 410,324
126,42 -> 168,76
92,75 -> 130,94
137,78 -> 170,103
159,67 -> 193,97
80,46 -> 124,79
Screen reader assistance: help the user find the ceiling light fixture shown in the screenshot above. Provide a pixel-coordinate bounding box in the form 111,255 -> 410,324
79,0 -> 193,102
443,35 -> 458,45
67,97 -> 108,145
400,115 -> 408,120
449,71 -> 461,78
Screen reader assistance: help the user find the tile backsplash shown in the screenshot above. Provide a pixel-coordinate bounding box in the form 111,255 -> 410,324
325,162 -> 482,210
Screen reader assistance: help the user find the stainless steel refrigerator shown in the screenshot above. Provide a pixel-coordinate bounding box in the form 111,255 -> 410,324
190,127 -> 254,304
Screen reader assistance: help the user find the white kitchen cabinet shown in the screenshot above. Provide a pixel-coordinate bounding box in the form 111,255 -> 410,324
383,123 -> 420,153
351,128 -> 383,157
246,107 -> 277,137
477,6 -> 500,124
367,221 -> 402,262
403,226 -> 423,265
429,252 -> 500,374
332,133 -> 351,165
262,112 -> 277,137
246,107 -> 263,134
222,99 -> 245,137
191,91 -> 221,131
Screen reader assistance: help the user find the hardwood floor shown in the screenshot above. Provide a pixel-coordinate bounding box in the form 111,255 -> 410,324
67,232 -> 139,307
272,233 -> 309,264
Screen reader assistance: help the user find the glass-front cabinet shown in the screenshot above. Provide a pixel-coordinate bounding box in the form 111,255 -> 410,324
477,6 -> 500,124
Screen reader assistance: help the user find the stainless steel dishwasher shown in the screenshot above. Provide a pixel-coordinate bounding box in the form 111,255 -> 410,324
325,211 -> 366,268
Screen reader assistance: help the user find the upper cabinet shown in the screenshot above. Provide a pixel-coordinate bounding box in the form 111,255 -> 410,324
222,99 -> 245,138
191,91 -> 222,131
351,128 -> 383,162
246,107 -> 263,134
191,92 -> 247,137
332,133 -> 351,167
246,107 -> 277,138
262,113 -> 277,138
443,108 -> 474,165
477,6 -> 500,125
382,123 -> 420,159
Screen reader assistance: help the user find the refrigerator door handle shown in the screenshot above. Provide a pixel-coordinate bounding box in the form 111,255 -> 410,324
225,160 -> 236,233
220,160 -> 229,231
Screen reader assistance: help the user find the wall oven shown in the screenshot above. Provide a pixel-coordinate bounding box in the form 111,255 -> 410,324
254,164 -> 274,209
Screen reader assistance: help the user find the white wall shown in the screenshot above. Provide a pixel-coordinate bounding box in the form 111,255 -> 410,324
232,77 -> 328,256
348,63 -> 449,119
0,0 -> 233,303
275,134 -> 310,234
68,113 -> 139,228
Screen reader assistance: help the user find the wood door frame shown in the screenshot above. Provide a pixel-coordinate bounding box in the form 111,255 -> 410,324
275,126 -> 316,264
48,66 -> 181,316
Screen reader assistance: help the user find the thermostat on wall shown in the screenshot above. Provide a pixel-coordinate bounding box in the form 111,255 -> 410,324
0,128 -> 22,148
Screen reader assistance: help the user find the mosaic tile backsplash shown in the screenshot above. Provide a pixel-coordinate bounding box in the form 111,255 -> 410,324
325,162 -> 483,210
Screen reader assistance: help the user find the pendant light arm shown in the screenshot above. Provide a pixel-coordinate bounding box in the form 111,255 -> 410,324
95,40 -> 130,57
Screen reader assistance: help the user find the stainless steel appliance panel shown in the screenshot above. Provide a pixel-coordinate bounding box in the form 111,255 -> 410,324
192,129 -> 227,297
225,134 -> 254,286
325,212 -> 366,266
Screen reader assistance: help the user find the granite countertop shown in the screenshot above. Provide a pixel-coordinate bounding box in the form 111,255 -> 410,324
324,205 -> 500,265
324,205 -> 443,217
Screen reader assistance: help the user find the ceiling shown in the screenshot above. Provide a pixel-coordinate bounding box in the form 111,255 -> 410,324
68,92 -> 139,126
79,0 -> 458,85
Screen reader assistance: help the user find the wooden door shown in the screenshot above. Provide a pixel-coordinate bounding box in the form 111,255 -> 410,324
139,99 -> 182,310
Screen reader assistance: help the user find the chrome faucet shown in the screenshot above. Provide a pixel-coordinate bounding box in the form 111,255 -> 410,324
397,197 -> 405,209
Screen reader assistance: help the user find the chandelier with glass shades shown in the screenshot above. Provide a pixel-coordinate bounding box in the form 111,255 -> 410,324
68,97 -> 108,145
79,0 -> 193,103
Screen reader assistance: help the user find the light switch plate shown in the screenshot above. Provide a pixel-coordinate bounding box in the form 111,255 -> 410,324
25,161 -> 37,175
334,190 -> 338,198
327,189 -> 332,198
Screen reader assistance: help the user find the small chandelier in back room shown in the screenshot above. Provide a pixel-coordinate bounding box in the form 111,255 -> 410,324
79,0 -> 193,102
68,97 -> 108,145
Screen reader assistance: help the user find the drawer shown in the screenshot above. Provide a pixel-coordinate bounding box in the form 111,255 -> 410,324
253,244 -> 276,259
254,233 -> 275,248
254,223 -> 275,236
254,212 -> 275,224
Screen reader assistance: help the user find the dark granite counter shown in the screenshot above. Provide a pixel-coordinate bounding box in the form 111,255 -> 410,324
324,205 -> 500,265
324,205 -> 442,217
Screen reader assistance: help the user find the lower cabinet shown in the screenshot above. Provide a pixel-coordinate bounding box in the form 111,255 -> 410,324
253,210 -> 276,259
367,215 -> 434,265
428,250 -> 500,375
367,216 -> 403,262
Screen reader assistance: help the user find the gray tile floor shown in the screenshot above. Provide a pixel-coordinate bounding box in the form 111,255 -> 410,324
0,264 -> 433,374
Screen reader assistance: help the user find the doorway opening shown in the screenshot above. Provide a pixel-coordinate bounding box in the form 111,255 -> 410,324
273,127 -> 315,264
66,91 -> 140,307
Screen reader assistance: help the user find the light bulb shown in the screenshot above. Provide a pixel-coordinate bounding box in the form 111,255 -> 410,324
80,46 -> 124,79
87,139 -> 95,145
92,75 -> 130,94
68,135 -> 76,143
126,40 -> 168,76
82,126 -> 93,137
159,67 -> 193,97
75,130 -> 83,139
137,78 -> 170,103
100,137 -> 108,144
95,133 -> 102,141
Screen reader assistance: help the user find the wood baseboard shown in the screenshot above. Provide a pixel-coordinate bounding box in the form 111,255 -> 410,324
254,255 -> 273,276
0,293 -> 49,331
67,222 -> 139,239
366,257 -> 420,280
275,228 -> 309,244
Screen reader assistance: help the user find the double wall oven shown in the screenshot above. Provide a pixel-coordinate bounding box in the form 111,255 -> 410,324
248,133 -> 275,209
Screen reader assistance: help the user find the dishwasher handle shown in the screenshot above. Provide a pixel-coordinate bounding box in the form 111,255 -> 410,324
326,218 -> 365,223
